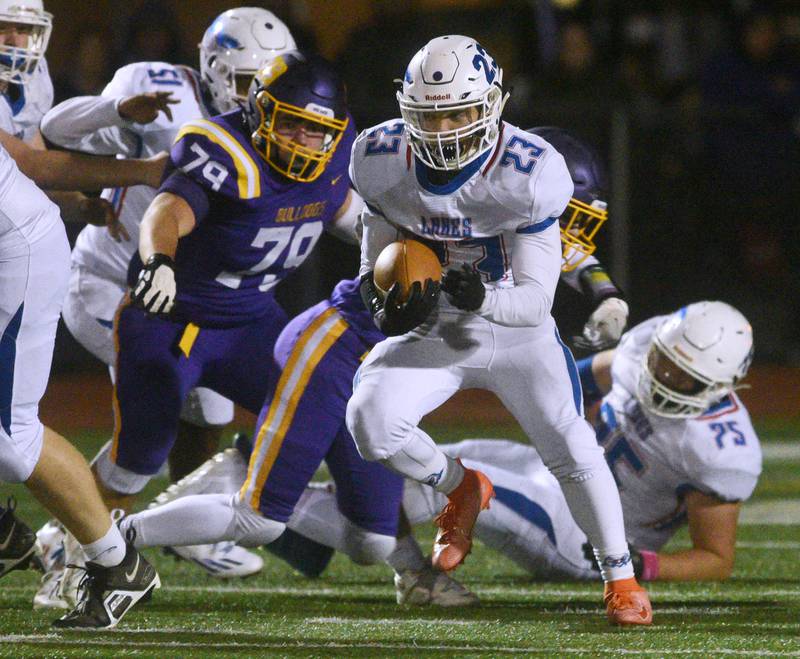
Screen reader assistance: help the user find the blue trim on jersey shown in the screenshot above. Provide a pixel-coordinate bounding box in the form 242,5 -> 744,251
701,395 -> 733,417
414,150 -> 490,195
494,485 -> 557,546
2,82 -> 25,116
516,216 -> 558,234
0,303 -> 24,435
577,356 -> 602,405
95,317 -> 114,330
555,328 -> 582,414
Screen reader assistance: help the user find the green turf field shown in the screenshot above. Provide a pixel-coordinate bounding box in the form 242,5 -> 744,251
1,422 -> 799,657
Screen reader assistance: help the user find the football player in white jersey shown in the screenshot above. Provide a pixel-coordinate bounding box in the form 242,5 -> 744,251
0,143 -> 161,628
346,35 -> 651,625
388,301 -> 761,600
34,7 -> 297,596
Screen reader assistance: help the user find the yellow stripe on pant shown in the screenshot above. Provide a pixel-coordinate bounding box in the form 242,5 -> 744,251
240,307 -> 348,510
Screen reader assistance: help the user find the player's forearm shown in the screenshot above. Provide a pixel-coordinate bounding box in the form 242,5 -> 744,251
478,226 -> 560,327
653,547 -> 735,581
41,95 -> 133,156
1,130 -> 165,190
139,193 -> 196,260
479,282 -> 553,327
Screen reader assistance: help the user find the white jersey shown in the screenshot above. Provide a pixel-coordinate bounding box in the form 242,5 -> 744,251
0,59 -> 53,142
600,316 -> 763,549
0,143 -> 60,252
40,61 -> 215,286
350,119 -> 573,327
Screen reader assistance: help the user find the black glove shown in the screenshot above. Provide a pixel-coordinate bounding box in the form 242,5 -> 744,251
359,271 -> 439,337
441,264 -> 485,311
131,253 -> 177,315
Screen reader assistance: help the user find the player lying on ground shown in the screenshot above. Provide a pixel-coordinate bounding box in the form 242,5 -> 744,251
32,8 -> 298,606
150,301 -> 759,607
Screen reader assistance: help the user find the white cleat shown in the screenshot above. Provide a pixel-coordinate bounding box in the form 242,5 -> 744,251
33,520 -> 68,610
150,448 -> 248,508
394,565 -> 480,607
33,568 -> 68,610
58,531 -> 87,609
167,541 -> 264,578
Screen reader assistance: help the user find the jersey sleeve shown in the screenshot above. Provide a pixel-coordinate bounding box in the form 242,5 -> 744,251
516,147 -> 573,232
477,221 -> 562,327
40,62 -> 155,157
165,119 -> 261,205
679,412 -> 763,502
359,201 -> 401,276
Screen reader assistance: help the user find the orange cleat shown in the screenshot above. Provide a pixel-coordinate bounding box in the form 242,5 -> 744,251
604,577 -> 653,626
431,464 -> 495,572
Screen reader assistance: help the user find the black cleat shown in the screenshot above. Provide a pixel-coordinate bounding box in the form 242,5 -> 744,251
0,497 -> 38,578
52,539 -> 160,629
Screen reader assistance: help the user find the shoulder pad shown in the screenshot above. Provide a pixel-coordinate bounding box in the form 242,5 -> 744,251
485,124 -> 573,226
349,118 -> 408,200
681,406 -> 762,501
172,118 -> 261,200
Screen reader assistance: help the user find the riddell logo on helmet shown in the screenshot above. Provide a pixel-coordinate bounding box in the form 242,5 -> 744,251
425,94 -> 451,101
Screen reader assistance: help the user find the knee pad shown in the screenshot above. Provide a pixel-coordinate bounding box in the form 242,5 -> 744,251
341,520 -> 396,565
346,394 -> 406,462
94,442 -> 152,495
179,387 -> 235,427
231,495 -> 285,548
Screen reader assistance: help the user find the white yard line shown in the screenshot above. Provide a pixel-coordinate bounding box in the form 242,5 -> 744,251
2,636 -> 799,656
761,442 -> 800,461
740,499 -> 800,525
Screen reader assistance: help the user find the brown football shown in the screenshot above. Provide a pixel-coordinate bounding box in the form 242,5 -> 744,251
373,239 -> 442,301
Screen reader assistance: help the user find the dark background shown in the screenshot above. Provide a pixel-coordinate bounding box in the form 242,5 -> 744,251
45,0 -> 800,370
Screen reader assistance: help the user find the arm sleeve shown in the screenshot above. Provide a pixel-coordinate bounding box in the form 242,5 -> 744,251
477,221 -> 561,327
40,95 -> 141,156
359,202 -> 401,277
40,64 -> 149,157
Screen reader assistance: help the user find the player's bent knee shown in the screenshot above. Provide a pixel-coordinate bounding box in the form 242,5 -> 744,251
346,394 -> 407,462
231,495 -> 285,547
342,522 -> 396,565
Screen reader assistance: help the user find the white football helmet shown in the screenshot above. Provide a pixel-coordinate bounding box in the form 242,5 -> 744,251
199,7 -> 296,113
637,301 -> 754,418
397,35 -> 507,171
0,0 -> 52,84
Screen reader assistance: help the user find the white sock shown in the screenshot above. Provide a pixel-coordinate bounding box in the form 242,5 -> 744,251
123,493 -> 238,549
558,466 -> 633,582
81,522 -> 126,568
382,428 -> 464,494
386,533 -> 427,574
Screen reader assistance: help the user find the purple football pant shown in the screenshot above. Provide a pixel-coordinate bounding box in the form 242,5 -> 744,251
111,296 -> 287,476
239,300 -> 403,536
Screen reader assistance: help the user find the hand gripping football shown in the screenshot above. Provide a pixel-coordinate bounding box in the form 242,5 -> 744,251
373,239 -> 442,301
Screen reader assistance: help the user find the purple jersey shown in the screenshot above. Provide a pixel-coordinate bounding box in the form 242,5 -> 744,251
149,110 -> 354,327
329,277 -> 384,347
